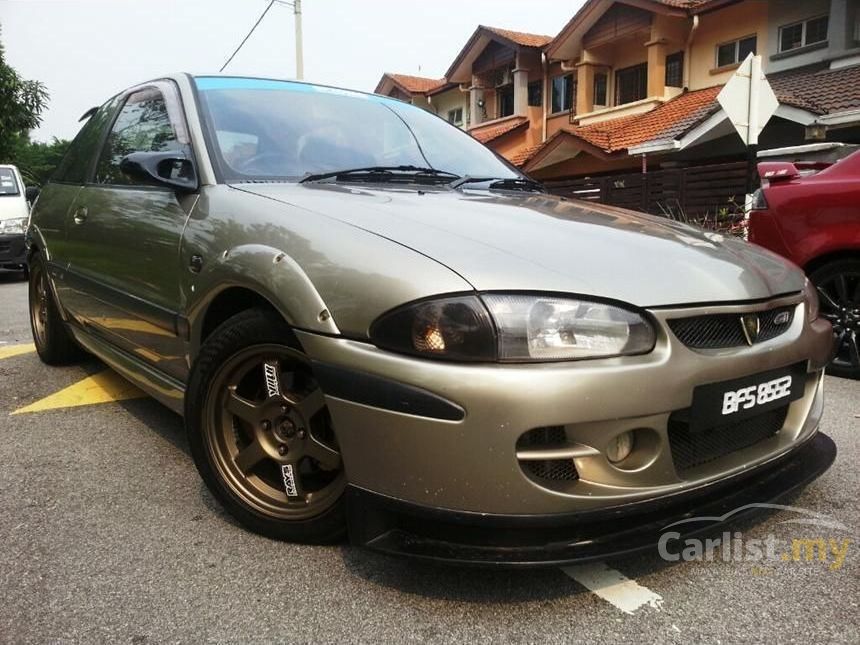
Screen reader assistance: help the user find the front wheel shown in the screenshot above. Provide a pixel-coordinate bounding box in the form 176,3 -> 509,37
185,309 -> 347,542
810,258 -> 860,380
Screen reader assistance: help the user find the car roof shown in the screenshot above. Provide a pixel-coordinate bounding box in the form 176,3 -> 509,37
188,73 -> 407,105
817,148 -> 860,179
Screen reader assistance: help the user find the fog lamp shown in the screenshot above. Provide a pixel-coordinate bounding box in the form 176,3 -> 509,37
606,431 -> 634,463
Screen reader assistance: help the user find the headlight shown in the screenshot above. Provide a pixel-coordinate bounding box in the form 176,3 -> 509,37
804,278 -> 820,322
369,293 -> 656,362
483,294 -> 655,361
369,295 -> 497,361
0,218 -> 27,235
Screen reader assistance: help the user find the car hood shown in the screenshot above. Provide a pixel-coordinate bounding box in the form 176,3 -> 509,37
234,183 -> 804,307
0,196 -> 29,222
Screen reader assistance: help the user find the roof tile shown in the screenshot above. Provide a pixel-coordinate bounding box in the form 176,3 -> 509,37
769,63 -> 860,115
481,25 -> 553,48
514,63 -> 860,168
514,87 -> 721,167
382,73 -> 447,94
571,86 -> 722,153
507,142 -> 546,166
470,116 -> 529,143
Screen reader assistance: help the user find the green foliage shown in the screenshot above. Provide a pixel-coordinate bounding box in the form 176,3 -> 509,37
11,134 -> 70,186
0,26 -> 49,162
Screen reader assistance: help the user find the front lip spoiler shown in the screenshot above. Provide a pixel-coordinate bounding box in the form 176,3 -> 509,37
345,432 -> 836,567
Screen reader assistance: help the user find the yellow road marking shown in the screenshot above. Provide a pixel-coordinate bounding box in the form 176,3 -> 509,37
86,317 -> 175,338
0,343 -> 36,360
11,369 -> 146,415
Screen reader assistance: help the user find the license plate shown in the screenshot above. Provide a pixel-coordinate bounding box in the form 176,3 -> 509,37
689,363 -> 807,432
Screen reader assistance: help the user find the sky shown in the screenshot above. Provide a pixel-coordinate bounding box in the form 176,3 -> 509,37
0,0 -> 584,142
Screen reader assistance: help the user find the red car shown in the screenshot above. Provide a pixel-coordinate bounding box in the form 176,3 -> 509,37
749,151 -> 860,379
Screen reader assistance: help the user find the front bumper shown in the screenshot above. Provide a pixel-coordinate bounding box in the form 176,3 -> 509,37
298,293 -> 833,515
0,233 -> 26,268
345,431 -> 835,566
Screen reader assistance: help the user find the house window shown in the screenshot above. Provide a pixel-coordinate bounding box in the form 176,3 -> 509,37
594,73 -> 608,107
551,74 -> 575,113
716,35 -> 757,68
779,15 -> 829,52
527,81 -> 542,107
447,107 -> 463,126
665,51 -> 684,88
498,85 -> 515,117
854,3 -> 860,45
615,63 -> 647,105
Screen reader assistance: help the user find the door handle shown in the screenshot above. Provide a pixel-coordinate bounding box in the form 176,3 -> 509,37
73,207 -> 88,225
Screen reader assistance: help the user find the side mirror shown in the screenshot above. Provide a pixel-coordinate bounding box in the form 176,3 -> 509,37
119,151 -> 198,192
24,186 -> 40,205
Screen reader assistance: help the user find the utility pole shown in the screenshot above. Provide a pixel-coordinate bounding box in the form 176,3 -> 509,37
222,0 -> 306,78
294,0 -> 303,80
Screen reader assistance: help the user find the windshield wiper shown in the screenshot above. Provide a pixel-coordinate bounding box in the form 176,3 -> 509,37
299,165 -> 460,184
449,176 -> 545,192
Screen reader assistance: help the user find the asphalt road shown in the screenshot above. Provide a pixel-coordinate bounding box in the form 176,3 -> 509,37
0,271 -> 857,644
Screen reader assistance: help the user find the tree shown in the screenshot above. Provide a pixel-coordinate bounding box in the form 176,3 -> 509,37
11,135 -> 70,186
0,26 -> 49,162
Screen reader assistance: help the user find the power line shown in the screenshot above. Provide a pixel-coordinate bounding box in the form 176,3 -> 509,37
220,0 -> 276,73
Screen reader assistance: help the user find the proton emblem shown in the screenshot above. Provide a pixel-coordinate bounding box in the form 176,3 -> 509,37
773,311 -> 791,326
741,314 -> 760,345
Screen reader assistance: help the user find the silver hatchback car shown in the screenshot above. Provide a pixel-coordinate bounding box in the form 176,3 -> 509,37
27,75 -> 836,566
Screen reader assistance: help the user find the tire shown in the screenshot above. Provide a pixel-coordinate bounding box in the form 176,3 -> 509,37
185,308 -> 347,543
809,258 -> 860,380
28,251 -> 84,365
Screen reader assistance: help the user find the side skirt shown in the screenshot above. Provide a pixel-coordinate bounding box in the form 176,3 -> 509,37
67,322 -> 186,415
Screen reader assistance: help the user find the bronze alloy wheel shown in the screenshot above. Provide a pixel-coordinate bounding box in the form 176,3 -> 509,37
203,343 -> 345,521
29,261 -> 49,348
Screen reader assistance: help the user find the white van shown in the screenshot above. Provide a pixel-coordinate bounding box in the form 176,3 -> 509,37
0,164 -> 30,271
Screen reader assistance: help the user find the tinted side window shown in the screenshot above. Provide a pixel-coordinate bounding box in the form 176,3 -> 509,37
53,96 -> 121,184
95,88 -> 181,186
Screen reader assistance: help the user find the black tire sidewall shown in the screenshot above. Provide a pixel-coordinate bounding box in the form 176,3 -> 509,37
184,308 -> 347,543
809,258 -> 860,380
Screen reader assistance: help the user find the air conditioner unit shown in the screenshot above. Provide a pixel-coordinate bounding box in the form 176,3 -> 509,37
495,68 -> 513,87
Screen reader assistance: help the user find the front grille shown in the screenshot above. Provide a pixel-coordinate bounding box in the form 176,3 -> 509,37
668,306 -> 795,349
522,459 -> 579,481
516,426 -> 567,449
668,406 -> 788,472
516,426 -> 579,482
0,242 -> 10,253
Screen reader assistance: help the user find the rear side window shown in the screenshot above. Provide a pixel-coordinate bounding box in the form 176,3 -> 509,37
94,88 -> 181,186
0,168 -> 20,196
53,95 -> 122,184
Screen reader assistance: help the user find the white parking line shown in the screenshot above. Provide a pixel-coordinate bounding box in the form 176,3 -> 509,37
562,562 -> 664,615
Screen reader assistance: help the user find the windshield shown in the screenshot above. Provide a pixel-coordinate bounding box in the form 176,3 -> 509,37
194,77 -> 519,183
0,168 -> 20,196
